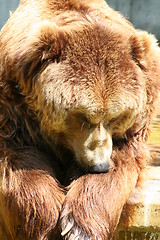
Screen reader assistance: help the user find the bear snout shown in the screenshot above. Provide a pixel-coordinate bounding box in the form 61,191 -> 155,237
88,162 -> 110,173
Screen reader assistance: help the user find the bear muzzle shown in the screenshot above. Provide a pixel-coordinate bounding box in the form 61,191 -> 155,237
88,161 -> 110,173
76,124 -> 113,173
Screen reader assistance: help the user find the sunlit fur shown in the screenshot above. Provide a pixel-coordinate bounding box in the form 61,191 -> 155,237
0,0 -> 160,239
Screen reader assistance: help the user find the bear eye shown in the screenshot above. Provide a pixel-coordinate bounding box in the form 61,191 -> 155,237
78,114 -> 89,124
112,134 -> 128,149
77,113 -> 94,130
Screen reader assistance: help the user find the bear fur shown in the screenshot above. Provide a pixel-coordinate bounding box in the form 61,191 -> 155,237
0,0 -> 160,239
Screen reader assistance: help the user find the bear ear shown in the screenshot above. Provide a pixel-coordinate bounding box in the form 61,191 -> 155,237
130,31 -> 152,69
28,21 -> 66,61
19,21 -> 66,79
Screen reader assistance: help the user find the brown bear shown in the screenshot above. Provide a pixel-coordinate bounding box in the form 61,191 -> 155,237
0,0 -> 160,239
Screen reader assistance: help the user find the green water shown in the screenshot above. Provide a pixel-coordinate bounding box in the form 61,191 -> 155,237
115,230 -> 160,240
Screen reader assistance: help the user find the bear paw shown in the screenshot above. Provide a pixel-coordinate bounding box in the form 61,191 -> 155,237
60,211 -> 91,240
59,175 -> 111,240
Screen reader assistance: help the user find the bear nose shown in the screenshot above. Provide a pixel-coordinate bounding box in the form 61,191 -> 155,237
88,162 -> 110,173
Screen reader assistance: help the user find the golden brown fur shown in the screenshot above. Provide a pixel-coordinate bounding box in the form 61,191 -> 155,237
0,0 -> 160,239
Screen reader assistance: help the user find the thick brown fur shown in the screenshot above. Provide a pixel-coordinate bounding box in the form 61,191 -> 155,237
0,0 -> 160,239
